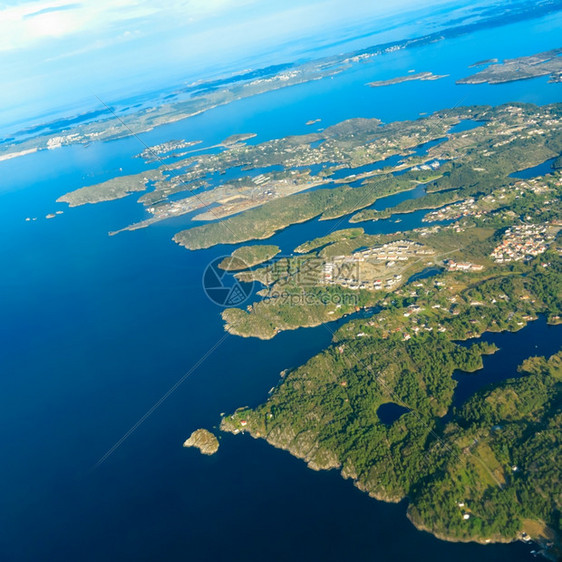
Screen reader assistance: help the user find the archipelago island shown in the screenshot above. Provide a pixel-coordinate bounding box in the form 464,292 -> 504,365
56,99 -> 562,559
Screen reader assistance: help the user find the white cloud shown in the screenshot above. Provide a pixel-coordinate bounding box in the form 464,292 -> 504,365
0,0 -> 261,51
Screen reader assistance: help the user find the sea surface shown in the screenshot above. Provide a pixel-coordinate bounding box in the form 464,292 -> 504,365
1,12 -> 561,562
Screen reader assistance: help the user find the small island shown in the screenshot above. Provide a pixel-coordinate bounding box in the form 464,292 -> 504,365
183,429 -> 219,455
57,169 -> 162,207
369,71 -> 448,87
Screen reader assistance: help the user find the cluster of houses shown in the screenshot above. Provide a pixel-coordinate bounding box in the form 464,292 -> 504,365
352,240 -> 435,262
444,259 -> 484,272
410,160 -> 441,172
47,133 -> 81,149
322,241 -> 434,291
491,224 -> 556,263
423,198 -> 479,223
516,177 -> 555,194
322,259 -> 402,291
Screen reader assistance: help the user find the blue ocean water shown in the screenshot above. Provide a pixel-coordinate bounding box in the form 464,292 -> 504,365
511,157 -> 557,180
452,316 -> 562,409
1,12 -> 561,562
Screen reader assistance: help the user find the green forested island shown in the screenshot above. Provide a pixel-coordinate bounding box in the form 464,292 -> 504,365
205,106 -> 561,556
222,260 -> 562,551
223,346 -> 561,544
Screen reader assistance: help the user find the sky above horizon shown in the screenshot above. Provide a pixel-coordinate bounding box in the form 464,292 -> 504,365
1,0 -> 483,131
